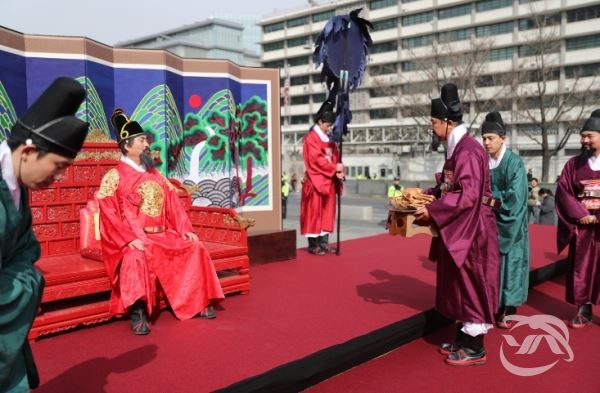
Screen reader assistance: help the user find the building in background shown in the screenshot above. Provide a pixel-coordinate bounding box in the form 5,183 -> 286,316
117,17 -> 261,66
261,0 -> 600,181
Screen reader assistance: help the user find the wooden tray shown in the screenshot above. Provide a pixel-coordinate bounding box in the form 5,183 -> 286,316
386,205 -> 438,238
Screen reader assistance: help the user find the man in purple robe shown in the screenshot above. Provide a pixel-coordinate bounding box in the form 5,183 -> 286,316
556,109 -> 600,328
415,83 -> 500,366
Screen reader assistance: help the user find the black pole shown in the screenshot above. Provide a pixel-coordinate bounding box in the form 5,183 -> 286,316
336,137 -> 343,256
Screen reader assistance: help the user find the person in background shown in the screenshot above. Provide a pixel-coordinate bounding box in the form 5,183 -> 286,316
282,175 -> 290,219
555,109 -> 600,328
528,178 -> 541,223
1,77 -> 89,392
527,168 -> 533,183
480,111 -> 530,329
387,177 -> 404,198
538,188 -> 556,225
291,172 -> 298,192
300,100 -> 344,255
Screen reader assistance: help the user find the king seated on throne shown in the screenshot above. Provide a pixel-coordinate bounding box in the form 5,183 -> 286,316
97,108 -> 224,335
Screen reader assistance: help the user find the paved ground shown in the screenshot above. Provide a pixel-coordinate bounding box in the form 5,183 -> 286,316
282,191 -> 390,249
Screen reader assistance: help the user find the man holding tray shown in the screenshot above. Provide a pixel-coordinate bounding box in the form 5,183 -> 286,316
414,83 -> 500,366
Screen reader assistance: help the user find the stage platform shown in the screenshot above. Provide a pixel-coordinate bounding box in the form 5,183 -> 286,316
31,225 -> 566,393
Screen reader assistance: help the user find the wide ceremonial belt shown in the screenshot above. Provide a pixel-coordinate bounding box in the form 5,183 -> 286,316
144,225 -> 166,233
578,191 -> 600,198
482,195 -> 502,209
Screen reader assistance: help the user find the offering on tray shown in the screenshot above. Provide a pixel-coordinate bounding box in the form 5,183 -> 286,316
389,188 -> 436,210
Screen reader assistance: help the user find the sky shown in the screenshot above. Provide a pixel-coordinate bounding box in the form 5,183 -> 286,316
0,0 -> 307,46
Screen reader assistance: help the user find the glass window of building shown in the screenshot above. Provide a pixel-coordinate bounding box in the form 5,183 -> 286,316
566,33 -> 600,51
290,75 -> 310,85
369,87 -> 393,97
312,93 -> 326,102
518,42 -> 559,57
475,0 -> 513,13
264,41 -> 284,51
371,40 -> 398,53
439,28 -> 472,43
291,115 -> 309,124
264,60 -> 285,68
291,95 -> 310,105
487,47 -> 513,61
313,10 -> 335,22
401,61 -> 418,71
372,18 -> 398,31
288,56 -> 309,66
264,21 -> 285,33
370,0 -> 396,11
288,16 -> 309,28
402,34 -> 434,48
565,62 -> 600,78
370,108 -> 397,119
370,63 -> 398,75
438,4 -> 472,19
312,74 -> 323,84
476,21 -> 513,37
287,36 -> 310,48
402,11 -> 433,26
567,5 -> 600,23
518,14 -> 561,30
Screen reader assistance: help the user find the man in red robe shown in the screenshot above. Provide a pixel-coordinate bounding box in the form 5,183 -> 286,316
415,84 -> 500,366
556,109 -> 600,328
98,109 -> 224,335
300,100 -> 344,255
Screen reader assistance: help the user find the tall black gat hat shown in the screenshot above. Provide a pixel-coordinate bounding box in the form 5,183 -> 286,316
110,108 -> 145,144
430,83 -> 463,122
315,99 -> 335,123
481,111 -> 506,137
10,77 -> 89,159
581,109 -> 600,133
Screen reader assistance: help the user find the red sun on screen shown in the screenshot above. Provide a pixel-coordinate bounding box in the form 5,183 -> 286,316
189,94 -> 202,109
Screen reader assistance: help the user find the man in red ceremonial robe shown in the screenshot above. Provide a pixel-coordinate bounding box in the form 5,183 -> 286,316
556,109 -> 600,328
415,84 -> 500,366
300,100 -> 344,255
98,109 -> 224,335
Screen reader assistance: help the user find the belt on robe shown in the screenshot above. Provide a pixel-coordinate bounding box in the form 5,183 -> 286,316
144,225 -> 165,233
482,196 -> 502,209
579,191 -> 600,198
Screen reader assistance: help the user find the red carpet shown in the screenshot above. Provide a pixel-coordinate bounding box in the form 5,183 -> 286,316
308,276 -> 600,393
31,225 -> 564,392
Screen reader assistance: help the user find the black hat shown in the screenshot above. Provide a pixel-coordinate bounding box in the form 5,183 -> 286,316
481,111 -> 506,137
111,108 -> 146,144
315,100 -> 335,123
430,84 -> 463,121
581,109 -> 600,133
9,77 -> 89,159
430,98 -> 447,119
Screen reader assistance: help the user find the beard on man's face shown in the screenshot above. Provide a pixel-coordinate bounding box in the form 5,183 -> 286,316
581,144 -> 594,159
140,148 -> 155,169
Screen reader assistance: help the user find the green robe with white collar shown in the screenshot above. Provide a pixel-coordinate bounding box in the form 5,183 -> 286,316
0,173 -> 43,392
490,148 -> 530,308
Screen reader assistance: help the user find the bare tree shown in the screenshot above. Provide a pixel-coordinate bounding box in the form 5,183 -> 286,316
368,35 -> 506,154
508,9 -> 598,182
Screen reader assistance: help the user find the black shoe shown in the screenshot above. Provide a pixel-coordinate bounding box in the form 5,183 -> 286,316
130,301 -> 151,335
199,305 -> 216,319
308,237 -> 326,256
318,234 -> 336,253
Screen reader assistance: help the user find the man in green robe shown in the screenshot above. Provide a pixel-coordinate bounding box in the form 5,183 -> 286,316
1,77 -> 88,392
481,111 -> 530,329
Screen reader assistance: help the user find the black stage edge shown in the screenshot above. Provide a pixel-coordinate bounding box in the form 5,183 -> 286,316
215,309 -> 452,393
216,258 -> 566,393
